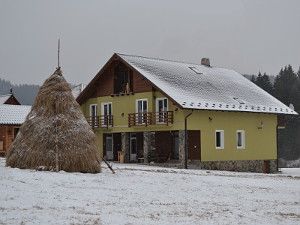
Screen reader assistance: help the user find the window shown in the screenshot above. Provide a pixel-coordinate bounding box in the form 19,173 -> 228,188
156,98 -> 168,123
89,104 -> 97,117
136,99 -> 148,124
101,102 -> 113,127
89,104 -> 98,127
215,130 -> 224,149
237,130 -> 245,149
114,64 -> 132,94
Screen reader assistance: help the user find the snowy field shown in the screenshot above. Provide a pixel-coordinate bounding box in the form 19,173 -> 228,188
1,158 -> 300,225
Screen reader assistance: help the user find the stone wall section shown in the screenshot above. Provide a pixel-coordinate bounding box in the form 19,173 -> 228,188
143,131 -> 155,163
121,132 -> 130,162
188,159 -> 277,173
178,130 -> 185,167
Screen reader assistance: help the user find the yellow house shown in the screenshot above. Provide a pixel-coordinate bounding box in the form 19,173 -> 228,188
77,53 -> 298,173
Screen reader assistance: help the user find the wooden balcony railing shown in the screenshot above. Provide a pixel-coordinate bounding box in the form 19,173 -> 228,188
86,115 -> 113,129
128,111 -> 173,127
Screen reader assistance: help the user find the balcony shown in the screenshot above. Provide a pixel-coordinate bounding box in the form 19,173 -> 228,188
128,111 -> 173,127
86,115 -> 113,129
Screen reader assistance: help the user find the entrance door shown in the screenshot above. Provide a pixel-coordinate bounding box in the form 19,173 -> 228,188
188,130 -> 201,160
136,99 -> 148,124
130,133 -> 137,161
105,135 -> 113,160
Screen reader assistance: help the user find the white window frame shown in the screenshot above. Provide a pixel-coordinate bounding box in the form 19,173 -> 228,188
236,130 -> 246,149
89,104 -> 98,117
101,102 -> 113,116
136,99 -> 148,124
136,99 -> 148,113
215,130 -> 224,149
156,97 -> 168,124
101,102 -> 113,127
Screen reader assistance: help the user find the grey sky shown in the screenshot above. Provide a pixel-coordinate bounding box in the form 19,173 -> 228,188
0,0 -> 300,85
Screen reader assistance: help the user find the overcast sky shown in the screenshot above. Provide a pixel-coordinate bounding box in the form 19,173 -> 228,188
0,0 -> 300,85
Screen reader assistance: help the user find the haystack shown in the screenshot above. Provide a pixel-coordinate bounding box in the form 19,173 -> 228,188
6,68 -> 101,173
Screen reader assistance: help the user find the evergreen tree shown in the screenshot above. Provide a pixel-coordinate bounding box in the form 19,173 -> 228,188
274,65 -> 300,161
274,65 -> 298,105
254,71 -> 273,94
251,75 -> 256,83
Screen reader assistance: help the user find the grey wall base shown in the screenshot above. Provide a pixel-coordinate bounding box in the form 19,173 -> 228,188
187,159 -> 277,173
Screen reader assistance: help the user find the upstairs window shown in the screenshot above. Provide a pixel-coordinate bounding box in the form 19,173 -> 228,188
215,130 -> 224,149
156,98 -> 168,123
237,130 -> 245,149
89,104 -> 97,117
114,64 -> 133,94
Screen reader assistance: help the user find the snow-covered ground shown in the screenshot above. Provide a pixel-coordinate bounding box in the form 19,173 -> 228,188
1,158 -> 299,225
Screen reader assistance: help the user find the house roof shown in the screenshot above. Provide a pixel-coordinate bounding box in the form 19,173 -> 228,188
77,53 -> 297,115
0,105 -> 31,125
72,84 -> 86,99
116,53 -> 297,115
0,94 -> 12,104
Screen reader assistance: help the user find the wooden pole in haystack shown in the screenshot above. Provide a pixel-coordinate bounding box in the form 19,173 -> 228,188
55,39 -> 60,172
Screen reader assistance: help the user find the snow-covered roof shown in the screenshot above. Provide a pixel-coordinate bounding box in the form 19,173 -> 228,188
0,94 -> 12,104
117,53 -> 297,115
72,84 -> 86,98
0,105 -> 31,125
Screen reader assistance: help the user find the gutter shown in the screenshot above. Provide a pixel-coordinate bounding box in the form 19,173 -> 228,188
184,110 -> 193,169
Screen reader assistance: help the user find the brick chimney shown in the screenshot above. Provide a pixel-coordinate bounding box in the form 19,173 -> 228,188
201,58 -> 210,67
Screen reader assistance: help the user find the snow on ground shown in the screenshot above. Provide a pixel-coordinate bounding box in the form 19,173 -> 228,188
1,158 -> 299,225
281,168 -> 300,177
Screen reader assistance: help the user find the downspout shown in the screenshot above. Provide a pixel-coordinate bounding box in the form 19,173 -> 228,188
184,110 -> 193,169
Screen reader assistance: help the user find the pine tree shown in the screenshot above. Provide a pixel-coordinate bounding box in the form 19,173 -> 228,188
251,75 -> 256,83
254,71 -> 273,94
274,65 -> 298,105
275,65 -> 300,161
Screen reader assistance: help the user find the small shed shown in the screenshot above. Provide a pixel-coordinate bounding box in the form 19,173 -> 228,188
0,105 -> 31,156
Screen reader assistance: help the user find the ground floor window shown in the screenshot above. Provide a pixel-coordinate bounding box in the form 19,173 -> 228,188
215,130 -> 224,149
237,130 -> 245,149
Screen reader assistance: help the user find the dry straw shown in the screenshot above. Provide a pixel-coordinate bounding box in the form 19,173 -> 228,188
6,68 -> 101,173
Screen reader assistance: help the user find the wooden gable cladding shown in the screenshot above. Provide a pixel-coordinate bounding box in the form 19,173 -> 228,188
132,69 -> 153,93
5,95 -> 21,105
77,53 -> 177,105
90,59 -> 153,99
91,64 -> 114,98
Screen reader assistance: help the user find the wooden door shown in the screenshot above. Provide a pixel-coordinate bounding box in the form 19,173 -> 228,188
188,130 -> 201,160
